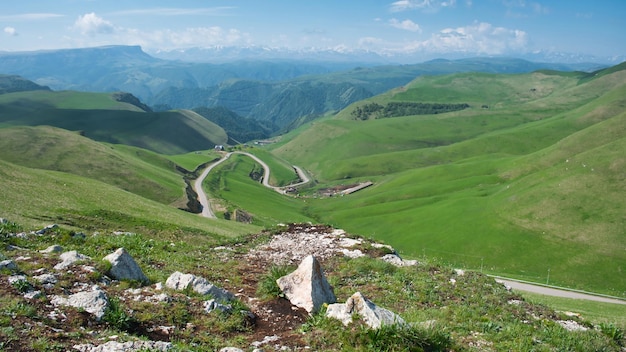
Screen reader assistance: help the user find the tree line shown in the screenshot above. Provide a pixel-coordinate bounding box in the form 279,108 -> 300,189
351,102 -> 470,120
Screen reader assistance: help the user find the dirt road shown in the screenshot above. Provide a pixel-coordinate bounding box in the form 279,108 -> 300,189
194,152 -> 310,218
495,277 -> 626,305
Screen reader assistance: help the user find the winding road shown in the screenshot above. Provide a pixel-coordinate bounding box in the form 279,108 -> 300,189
193,151 -> 310,219
193,152 -> 626,305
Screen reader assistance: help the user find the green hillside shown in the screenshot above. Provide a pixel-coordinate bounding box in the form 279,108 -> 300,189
0,157 -> 259,237
251,65 -> 626,296
0,126 -> 188,206
0,90 -> 227,154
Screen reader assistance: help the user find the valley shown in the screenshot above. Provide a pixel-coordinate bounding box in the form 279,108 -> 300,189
1,47 -> 625,350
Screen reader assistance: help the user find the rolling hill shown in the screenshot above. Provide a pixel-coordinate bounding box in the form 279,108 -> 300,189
0,88 -> 227,154
0,46 -> 606,134
233,63 -> 626,296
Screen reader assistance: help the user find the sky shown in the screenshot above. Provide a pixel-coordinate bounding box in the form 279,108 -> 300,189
1,0 -> 625,62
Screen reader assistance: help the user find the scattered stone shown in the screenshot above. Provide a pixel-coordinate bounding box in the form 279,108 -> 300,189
40,245 -> 63,253
251,335 -> 280,348
380,254 -> 418,267
276,255 -> 336,314
340,248 -> 364,258
219,347 -> 244,352
454,269 -> 465,276
338,237 -> 362,247
557,320 -> 588,332
35,224 -> 58,235
0,259 -> 17,271
73,340 -> 172,352
165,271 -> 234,301
51,285 -> 109,321
8,274 -> 28,286
203,299 -> 232,314
103,248 -> 149,284
54,250 -> 90,270
371,243 -> 395,252
24,290 -> 43,300
326,291 -> 405,329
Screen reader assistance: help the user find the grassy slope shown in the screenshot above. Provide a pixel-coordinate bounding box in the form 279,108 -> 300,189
0,90 -> 227,154
204,154 -> 313,226
0,157 -> 259,238
262,68 -> 626,296
0,126 -> 188,205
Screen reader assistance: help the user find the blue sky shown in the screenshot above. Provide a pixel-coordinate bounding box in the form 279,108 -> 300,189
1,0 -> 624,61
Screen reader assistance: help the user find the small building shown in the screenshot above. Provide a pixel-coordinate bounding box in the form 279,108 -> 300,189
214,145 -> 224,151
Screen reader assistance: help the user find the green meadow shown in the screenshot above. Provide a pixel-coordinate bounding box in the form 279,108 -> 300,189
0,65 -> 624,298
247,67 -> 625,297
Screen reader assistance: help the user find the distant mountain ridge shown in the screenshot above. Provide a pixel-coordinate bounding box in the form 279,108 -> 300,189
0,45 -> 614,135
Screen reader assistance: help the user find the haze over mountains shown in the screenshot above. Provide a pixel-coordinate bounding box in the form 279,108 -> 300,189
0,45 -> 607,136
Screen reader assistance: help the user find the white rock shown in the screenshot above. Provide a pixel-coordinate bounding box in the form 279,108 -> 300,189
54,250 -> 90,270
33,273 -> 58,285
73,340 -> 172,352
103,248 -> 149,283
338,238 -> 361,247
340,248 -> 365,258
380,254 -> 418,267
24,290 -> 43,300
0,259 -> 17,271
326,291 -> 405,329
40,245 -> 63,253
371,243 -> 395,252
165,271 -> 233,301
557,320 -> 588,331
276,255 -> 336,314
51,285 -> 109,321
203,299 -> 232,313
219,348 -> 245,352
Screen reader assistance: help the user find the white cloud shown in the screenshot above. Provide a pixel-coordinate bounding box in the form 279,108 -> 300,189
389,19 -> 422,32
419,22 -> 528,54
4,27 -> 18,36
74,13 -> 116,36
390,0 -> 456,12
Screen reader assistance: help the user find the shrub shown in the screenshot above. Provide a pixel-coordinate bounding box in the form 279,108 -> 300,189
256,265 -> 292,299
102,297 -> 137,332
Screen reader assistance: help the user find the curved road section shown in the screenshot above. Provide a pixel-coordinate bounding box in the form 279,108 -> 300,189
193,152 -> 309,219
193,153 -> 626,305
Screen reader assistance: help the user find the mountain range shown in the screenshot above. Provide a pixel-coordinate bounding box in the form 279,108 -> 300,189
0,45 -> 610,135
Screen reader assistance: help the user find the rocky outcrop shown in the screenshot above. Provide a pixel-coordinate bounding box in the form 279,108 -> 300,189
103,248 -> 149,284
165,271 -> 234,302
276,255 -> 336,314
73,340 -> 172,352
51,285 -> 109,321
326,291 -> 406,329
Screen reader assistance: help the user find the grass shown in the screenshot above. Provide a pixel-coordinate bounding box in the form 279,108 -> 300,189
0,157 -> 259,237
255,66 -> 626,297
521,292 -> 626,327
0,90 -> 228,154
204,153 -> 313,226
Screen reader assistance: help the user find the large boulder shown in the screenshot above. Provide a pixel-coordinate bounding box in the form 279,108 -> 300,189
165,271 -> 233,301
276,255 -> 336,314
51,285 -> 109,321
103,248 -> 149,284
326,291 -> 405,329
